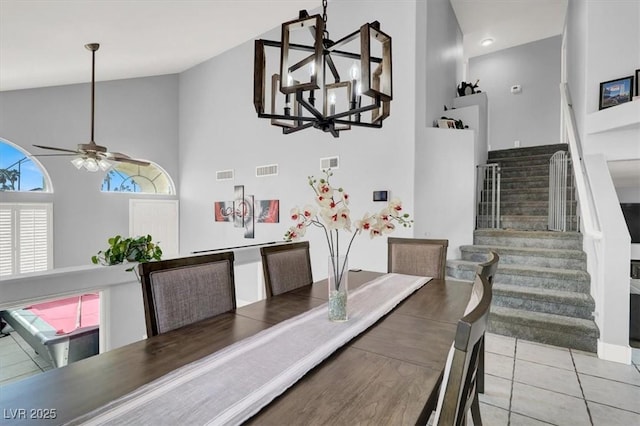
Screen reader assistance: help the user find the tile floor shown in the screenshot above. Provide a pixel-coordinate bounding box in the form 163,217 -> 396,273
2,330 -> 640,425
0,330 -> 53,386
470,333 -> 640,426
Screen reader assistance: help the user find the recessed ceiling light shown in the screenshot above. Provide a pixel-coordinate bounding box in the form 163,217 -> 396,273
481,38 -> 494,47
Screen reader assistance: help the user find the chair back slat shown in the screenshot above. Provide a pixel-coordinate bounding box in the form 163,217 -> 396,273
138,252 -> 236,337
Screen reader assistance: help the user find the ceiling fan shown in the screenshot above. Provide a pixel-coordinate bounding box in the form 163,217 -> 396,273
33,43 -> 150,172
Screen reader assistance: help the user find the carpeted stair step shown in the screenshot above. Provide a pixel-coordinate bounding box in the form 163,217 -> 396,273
499,215 -> 549,231
488,153 -> 564,168
488,144 -> 568,160
492,284 -> 594,319
498,176 -> 550,190
484,201 -> 548,215
499,165 -> 549,179
460,245 -> 587,270
488,306 -> 598,352
474,229 -> 583,250
446,260 -> 590,292
496,188 -> 555,202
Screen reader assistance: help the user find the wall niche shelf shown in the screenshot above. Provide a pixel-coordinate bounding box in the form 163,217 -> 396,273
586,99 -> 640,135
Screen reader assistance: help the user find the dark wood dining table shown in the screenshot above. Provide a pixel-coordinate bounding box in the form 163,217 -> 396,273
0,271 -> 472,425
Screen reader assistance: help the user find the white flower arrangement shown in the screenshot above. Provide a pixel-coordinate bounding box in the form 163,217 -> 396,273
285,169 -> 413,289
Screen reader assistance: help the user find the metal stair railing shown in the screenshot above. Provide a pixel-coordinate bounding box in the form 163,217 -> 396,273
548,151 -> 579,232
476,163 -> 501,229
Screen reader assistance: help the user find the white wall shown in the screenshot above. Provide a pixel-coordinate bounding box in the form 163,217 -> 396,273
178,1 -> 420,279
0,75 -> 180,268
423,0 -> 464,125
469,36 -> 562,150
414,128 -> 475,260
564,0 -> 640,363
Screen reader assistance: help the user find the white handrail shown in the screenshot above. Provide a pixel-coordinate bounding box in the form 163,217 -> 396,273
559,83 -> 603,240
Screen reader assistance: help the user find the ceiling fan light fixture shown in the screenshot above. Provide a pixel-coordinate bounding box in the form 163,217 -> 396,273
33,43 -> 151,170
70,156 -> 111,172
98,158 -> 112,171
253,1 -> 393,138
71,157 -> 85,170
80,158 -> 100,173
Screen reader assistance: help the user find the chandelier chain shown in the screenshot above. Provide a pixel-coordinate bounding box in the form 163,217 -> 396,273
322,0 -> 328,23
322,0 -> 329,40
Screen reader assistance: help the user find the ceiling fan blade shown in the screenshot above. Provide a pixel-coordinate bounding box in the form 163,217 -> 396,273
105,152 -> 151,167
33,153 -> 76,157
33,144 -> 79,154
113,157 -> 151,167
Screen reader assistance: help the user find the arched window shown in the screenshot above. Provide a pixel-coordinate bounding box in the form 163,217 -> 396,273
0,138 -> 52,192
101,161 -> 175,195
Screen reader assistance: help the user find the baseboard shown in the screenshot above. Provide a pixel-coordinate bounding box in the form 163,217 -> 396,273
597,340 -> 632,364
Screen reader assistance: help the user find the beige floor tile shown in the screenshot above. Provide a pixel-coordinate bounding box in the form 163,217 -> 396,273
509,412 -> 556,425
516,340 -> 574,371
0,358 -> 40,382
588,401 -> 640,426
514,358 -> 583,398
572,351 -> 640,386
511,382 -> 590,426
473,403 -> 509,426
478,374 -> 511,410
485,352 -> 514,380
0,348 -> 33,368
485,333 -> 516,357
580,374 -> 640,414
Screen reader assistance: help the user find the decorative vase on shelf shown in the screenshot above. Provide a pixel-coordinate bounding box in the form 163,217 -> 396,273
328,255 -> 349,322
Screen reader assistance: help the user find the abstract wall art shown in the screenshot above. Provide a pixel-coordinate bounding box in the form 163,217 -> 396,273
214,185 -> 279,238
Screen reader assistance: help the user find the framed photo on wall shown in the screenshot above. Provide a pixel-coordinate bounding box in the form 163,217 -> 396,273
599,76 -> 634,110
636,69 -> 640,97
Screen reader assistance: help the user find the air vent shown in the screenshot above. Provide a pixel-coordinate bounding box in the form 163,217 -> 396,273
256,164 -> 278,177
320,156 -> 339,170
216,169 -> 234,181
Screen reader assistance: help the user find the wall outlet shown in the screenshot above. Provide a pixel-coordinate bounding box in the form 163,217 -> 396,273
514,140 -> 521,147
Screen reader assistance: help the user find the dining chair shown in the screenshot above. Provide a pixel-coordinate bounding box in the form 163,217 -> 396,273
387,237 -> 449,278
475,251 -> 499,394
138,252 -> 236,337
419,273 -> 492,425
260,241 -> 313,297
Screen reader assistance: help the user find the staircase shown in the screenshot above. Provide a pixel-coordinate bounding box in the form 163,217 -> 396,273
448,144 -> 599,352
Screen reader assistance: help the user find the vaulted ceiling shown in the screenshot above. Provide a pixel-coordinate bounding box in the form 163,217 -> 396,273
0,0 -> 567,92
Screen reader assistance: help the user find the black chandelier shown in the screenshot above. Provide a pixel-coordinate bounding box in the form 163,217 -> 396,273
253,0 -> 392,137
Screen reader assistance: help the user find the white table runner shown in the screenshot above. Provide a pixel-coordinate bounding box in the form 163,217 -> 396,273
70,273 -> 431,426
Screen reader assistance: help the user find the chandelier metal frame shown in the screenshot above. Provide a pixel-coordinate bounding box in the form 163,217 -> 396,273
253,1 -> 392,137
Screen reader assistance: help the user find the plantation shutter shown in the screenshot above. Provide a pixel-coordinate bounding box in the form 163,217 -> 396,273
0,203 -> 52,277
0,207 -> 13,276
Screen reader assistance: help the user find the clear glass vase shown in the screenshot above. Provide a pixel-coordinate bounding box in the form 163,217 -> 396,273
328,255 -> 348,322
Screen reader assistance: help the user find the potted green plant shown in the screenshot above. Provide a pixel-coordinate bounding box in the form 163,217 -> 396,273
92,235 -> 162,273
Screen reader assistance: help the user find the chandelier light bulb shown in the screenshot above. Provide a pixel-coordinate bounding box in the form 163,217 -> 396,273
309,62 -> 315,77
349,63 -> 359,80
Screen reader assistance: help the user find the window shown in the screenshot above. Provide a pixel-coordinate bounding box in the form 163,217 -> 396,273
0,203 -> 53,277
101,162 -> 175,194
0,139 -> 51,192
